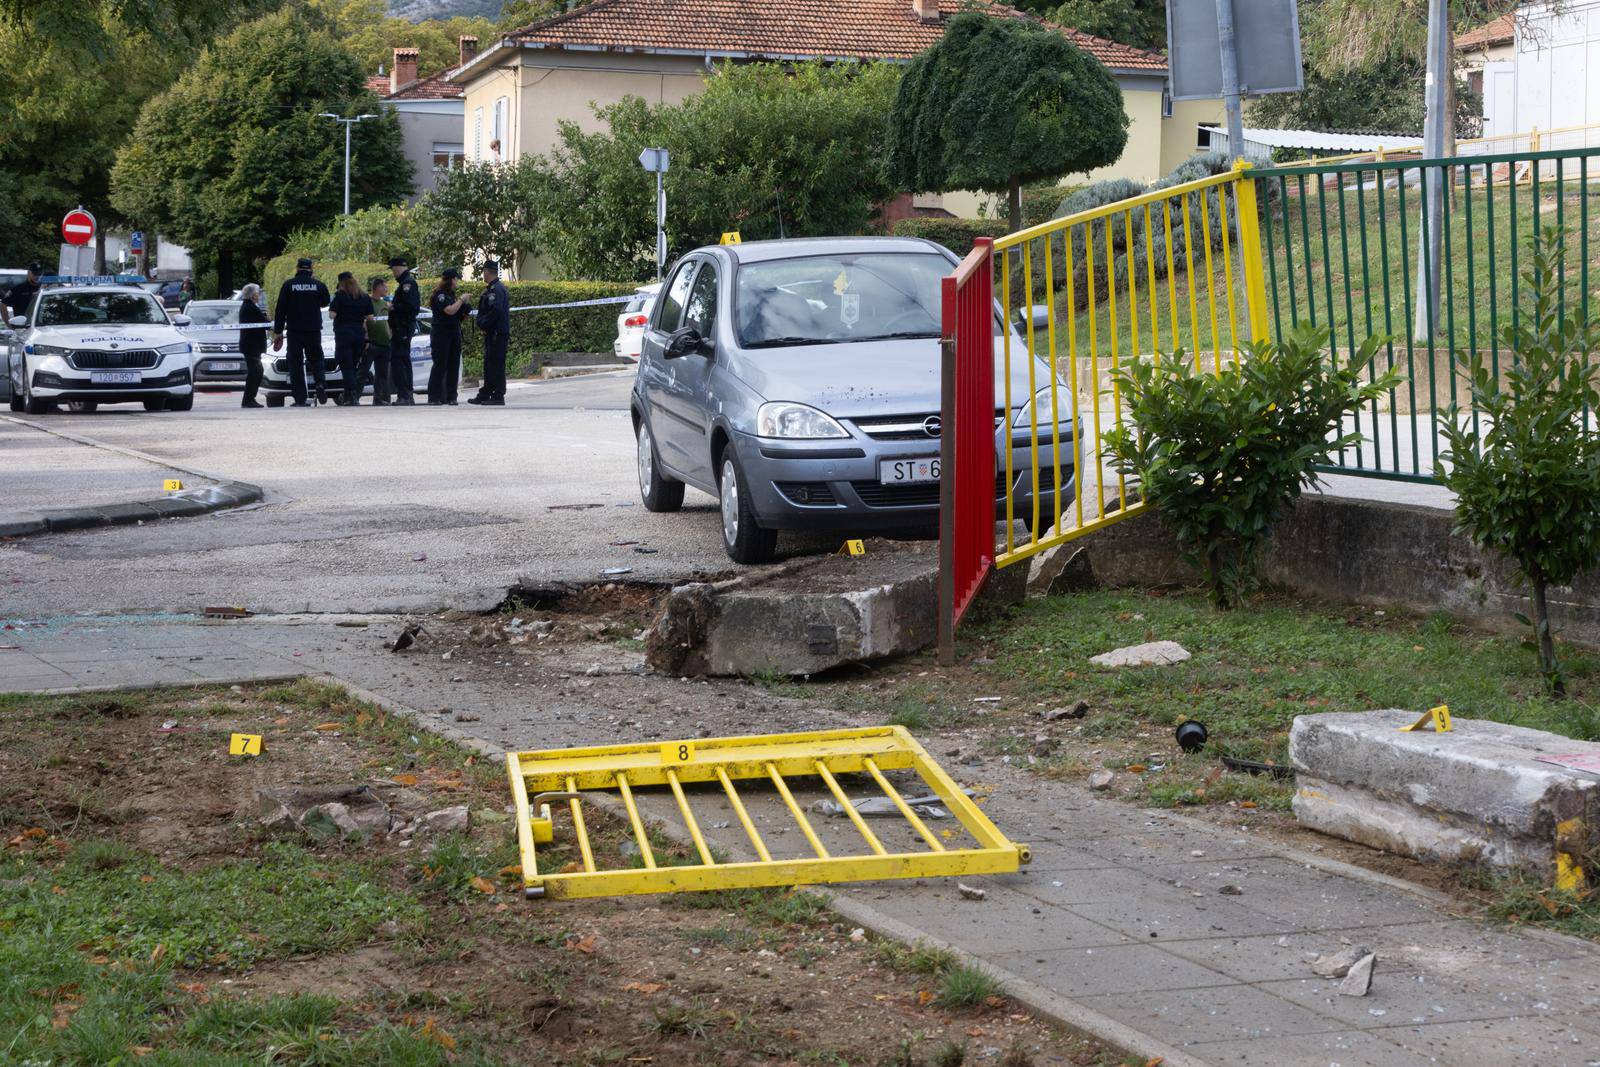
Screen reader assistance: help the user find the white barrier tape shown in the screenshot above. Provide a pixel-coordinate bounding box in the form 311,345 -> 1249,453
177,294 -> 635,333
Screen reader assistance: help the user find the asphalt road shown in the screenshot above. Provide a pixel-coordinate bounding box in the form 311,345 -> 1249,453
2,372 -> 761,618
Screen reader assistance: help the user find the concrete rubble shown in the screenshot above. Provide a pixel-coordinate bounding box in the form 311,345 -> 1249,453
1089,640 -> 1191,668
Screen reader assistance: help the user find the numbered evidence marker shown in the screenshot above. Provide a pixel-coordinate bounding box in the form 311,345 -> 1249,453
163,479 -> 184,492
1399,704 -> 1452,733
229,733 -> 263,756
837,539 -> 866,556
719,231 -> 742,245
660,740 -> 695,765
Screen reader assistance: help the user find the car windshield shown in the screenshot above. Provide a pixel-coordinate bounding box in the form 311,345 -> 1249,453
37,291 -> 167,327
184,304 -> 237,326
736,252 -> 946,349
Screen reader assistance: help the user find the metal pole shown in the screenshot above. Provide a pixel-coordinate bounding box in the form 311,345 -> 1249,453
343,121 -> 352,216
1215,0 -> 1244,162
1413,0 -> 1448,341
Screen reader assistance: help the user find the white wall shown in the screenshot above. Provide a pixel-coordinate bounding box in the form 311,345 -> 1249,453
1506,0 -> 1600,151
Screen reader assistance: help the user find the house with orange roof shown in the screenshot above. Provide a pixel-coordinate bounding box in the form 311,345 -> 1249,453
370,40 -> 473,202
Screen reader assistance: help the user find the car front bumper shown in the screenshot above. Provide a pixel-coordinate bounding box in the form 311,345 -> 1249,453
194,352 -> 250,385
29,367 -> 191,401
733,427 -> 1078,533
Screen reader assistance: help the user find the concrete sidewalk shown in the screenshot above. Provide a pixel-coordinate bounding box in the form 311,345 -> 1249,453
3,613 -> 1598,1067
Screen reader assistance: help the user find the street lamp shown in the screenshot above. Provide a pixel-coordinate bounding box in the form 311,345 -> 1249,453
319,112 -> 377,215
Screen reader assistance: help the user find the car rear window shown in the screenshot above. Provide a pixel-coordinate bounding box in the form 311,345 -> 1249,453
736,252 -> 947,349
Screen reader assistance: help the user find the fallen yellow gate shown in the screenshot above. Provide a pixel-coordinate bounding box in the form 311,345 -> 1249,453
506,726 -> 1030,900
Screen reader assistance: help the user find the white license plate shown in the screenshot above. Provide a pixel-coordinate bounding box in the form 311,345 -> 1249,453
89,371 -> 140,385
207,361 -> 243,372
879,457 -> 941,484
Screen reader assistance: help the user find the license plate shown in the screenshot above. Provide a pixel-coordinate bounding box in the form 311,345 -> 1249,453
207,361 -> 243,372
89,371 -> 140,385
879,457 -> 941,484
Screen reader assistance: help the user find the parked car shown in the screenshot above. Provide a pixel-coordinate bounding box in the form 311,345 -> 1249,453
141,279 -> 186,309
180,299 -> 255,387
6,284 -> 194,413
613,282 -> 661,362
257,316 -> 439,406
630,236 -> 1075,564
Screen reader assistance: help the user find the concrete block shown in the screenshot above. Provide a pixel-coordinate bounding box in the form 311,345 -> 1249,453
1290,710 -> 1600,875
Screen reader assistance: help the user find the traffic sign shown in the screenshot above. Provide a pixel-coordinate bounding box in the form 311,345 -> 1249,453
62,208 -> 96,247
637,147 -> 670,174
130,231 -> 144,254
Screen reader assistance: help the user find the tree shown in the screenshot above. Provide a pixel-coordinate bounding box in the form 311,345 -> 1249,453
1248,42 -> 1479,137
497,0 -> 569,32
112,9 -> 412,295
306,0 -> 497,82
887,12 -> 1128,232
415,160 -> 547,276
1438,227 -> 1600,695
0,0 -> 267,58
537,62 -> 902,281
1049,0 -> 1165,50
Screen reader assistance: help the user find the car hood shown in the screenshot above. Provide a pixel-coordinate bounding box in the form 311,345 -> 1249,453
29,323 -> 186,350
728,337 -> 1061,417
183,326 -> 241,343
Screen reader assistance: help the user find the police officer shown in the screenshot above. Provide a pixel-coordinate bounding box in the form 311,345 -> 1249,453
387,255 -> 421,405
468,259 -> 510,406
426,268 -> 471,405
3,264 -> 43,324
272,257 -> 331,407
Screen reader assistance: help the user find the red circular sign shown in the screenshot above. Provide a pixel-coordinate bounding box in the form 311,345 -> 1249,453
62,208 -> 96,247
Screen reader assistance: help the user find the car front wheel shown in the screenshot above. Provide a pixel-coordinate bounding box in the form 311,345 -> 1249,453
22,374 -> 52,415
636,417 -> 684,512
719,449 -> 776,565
166,392 -> 194,412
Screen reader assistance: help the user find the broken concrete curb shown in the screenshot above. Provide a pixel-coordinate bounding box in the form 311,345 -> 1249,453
2,480 -> 263,539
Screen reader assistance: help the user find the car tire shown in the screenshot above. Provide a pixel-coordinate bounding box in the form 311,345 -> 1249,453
718,447 -> 777,565
143,398 -> 167,412
22,376 -> 52,415
266,395 -> 285,408
7,390 -> 21,412
167,393 -> 194,412
636,417 -> 684,512
66,401 -> 97,414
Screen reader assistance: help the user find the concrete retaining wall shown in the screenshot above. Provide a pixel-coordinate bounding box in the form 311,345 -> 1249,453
1072,494 -> 1600,646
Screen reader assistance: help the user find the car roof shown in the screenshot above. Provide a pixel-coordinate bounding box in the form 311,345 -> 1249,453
714,235 -> 948,266
40,285 -> 163,297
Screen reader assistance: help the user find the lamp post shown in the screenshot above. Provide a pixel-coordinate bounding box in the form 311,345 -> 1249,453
319,112 -> 377,215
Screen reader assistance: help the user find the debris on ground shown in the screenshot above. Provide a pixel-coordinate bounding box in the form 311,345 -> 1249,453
1339,953 -> 1377,996
201,606 -> 253,619
811,794 -> 952,820
1041,700 -> 1090,721
1311,944 -> 1373,979
390,622 -> 423,653
1175,720 -> 1209,753
1087,770 -> 1115,790
257,785 -> 394,840
548,503 -> 604,511
1031,732 -> 1060,756
958,883 -> 987,901
413,805 -> 470,836
1088,640 -> 1191,668
1218,884 -> 1244,896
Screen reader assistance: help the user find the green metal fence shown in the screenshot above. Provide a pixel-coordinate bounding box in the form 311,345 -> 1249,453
1256,146 -> 1600,482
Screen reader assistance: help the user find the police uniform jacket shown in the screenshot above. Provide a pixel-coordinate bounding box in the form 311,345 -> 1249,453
5,279 -> 41,320
390,270 -> 421,332
272,270 -> 330,334
477,279 -> 511,335
429,288 -> 471,333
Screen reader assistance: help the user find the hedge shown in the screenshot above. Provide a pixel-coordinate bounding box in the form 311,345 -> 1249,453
263,254 -> 637,373
891,217 -> 1009,256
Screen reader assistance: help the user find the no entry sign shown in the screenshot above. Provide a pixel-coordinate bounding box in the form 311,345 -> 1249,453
62,208 -> 96,247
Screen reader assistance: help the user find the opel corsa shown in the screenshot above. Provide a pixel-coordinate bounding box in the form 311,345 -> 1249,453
631,237 -> 1075,563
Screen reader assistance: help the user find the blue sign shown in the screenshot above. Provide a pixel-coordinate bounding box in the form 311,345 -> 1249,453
130,231 -> 144,253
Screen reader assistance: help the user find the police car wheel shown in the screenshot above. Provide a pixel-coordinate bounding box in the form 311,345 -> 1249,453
143,398 -> 167,412
7,391 -> 20,413
66,401 -> 97,414
167,393 -> 194,412
22,378 -> 52,415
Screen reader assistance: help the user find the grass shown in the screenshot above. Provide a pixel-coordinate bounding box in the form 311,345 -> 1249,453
934,964 -> 1004,1009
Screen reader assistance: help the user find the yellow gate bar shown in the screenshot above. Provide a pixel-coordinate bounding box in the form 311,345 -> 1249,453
505,726 -> 1029,900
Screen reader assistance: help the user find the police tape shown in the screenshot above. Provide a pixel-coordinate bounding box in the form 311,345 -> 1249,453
177,293 -> 636,333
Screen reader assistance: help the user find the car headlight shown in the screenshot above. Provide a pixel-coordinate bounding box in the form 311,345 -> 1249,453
756,402 -> 849,440
1012,387 -> 1072,429
25,343 -> 72,357
158,342 -> 192,356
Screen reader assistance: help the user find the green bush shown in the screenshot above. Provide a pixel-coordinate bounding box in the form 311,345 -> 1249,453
262,254 -> 389,307
1104,322 -> 1398,608
891,217 -> 1009,256
1440,225 -> 1600,694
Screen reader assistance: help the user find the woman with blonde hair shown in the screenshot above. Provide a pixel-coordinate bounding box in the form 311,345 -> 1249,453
237,283 -> 269,409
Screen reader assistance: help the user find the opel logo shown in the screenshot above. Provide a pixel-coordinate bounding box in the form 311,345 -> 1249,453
922,415 -> 942,438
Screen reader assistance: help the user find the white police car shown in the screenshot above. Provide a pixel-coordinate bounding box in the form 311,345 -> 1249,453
6,284 -> 195,414
258,317 -> 440,406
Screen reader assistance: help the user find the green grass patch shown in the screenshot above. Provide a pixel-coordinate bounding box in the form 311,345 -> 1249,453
934,963 -> 1003,1009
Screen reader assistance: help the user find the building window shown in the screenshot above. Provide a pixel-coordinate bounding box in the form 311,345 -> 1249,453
1162,87 -> 1173,117
432,142 -> 465,171
1197,126 -> 1211,150
491,96 -> 507,159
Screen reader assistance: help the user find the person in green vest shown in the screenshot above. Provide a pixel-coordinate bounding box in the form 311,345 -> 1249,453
362,275 -> 396,403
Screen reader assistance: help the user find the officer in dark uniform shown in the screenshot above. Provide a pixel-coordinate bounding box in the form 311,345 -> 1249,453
387,255 -> 421,405
427,268 -> 471,405
272,257 -> 331,407
468,259 -> 511,406
3,264 -> 43,324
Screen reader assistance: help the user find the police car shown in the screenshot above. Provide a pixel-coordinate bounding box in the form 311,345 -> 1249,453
6,282 -> 195,414
257,316 -> 439,406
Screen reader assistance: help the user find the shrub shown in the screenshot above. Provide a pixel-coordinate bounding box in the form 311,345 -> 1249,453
262,254 -> 389,306
1105,322 -> 1398,608
891,217 -> 1009,256
1439,225 -> 1600,694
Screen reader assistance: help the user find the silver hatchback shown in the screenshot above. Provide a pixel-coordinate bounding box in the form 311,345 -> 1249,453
630,236 -> 1075,564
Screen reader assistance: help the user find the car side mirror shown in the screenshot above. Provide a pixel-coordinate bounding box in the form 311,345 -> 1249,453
172,314 -> 192,326
1014,304 -> 1051,332
7,316 -> 24,328
664,326 -> 703,359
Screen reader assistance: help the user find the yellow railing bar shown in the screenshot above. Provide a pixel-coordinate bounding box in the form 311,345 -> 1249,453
1043,233 -> 1063,533
995,169 -> 1239,250
1065,230 -> 1083,529
1085,222 -> 1105,517
1182,194 -> 1201,372
815,761 -> 888,856
1103,218 -> 1129,510
1201,191 -> 1220,372
1001,248 -> 1015,548
995,500 -> 1151,569
715,766 -> 772,862
1220,187 -> 1239,356
1022,239 -> 1041,542
614,772 -> 657,870
566,775 -> 597,873
1124,208 -> 1140,360
864,758 -> 945,852
507,752 -> 539,880
767,763 -> 830,859
1163,199 -> 1179,355
1143,202 -> 1159,365
666,768 -> 715,867
1232,162 -> 1271,343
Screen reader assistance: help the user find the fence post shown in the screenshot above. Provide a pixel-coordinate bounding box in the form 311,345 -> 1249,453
937,317 -> 957,667
1232,161 -> 1272,344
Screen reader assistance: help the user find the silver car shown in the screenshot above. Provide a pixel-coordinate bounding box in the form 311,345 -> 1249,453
630,236 -> 1074,564
181,299 -> 254,387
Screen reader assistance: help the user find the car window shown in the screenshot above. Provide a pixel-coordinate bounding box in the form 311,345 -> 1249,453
735,252 -> 947,349
683,262 -> 718,336
184,304 -> 237,326
37,291 -> 167,327
654,261 -> 697,333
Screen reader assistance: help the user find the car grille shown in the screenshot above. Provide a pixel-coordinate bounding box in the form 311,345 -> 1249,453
851,412 -> 1008,441
851,468 -> 1062,509
197,342 -> 237,354
68,349 -> 159,370
775,481 -> 838,507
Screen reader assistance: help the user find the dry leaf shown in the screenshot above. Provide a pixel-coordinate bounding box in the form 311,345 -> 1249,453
51,885 -> 66,895
131,1046 -> 155,1056
150,944 -> 166,964
393,773 -> 418,786
569,934 -> 599,954
1127,764 -> 1147,774
559,861 -> 583,874
917,989 -> 935,1005
470,876 -> 497,896
355,712 -> 371,727
139,875 -> 155,884
983,995 -> 1006,1009
314,722 -> 341,731
499,864 -> 522,878
420,1016 -> 456,1051
623,981 -> 664,995
1239,800 -> 1257,810
273,717 -> 290,725
966,1027 -> 986,1038
1144,1059 -> 1165,1067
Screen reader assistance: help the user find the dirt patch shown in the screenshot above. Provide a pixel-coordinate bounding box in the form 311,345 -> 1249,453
0,682 -> 1131,1066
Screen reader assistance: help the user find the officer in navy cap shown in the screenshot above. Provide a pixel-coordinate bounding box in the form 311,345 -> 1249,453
427,268 -> 471,404
469,259 -> 511,406
272,257 -> 331,406
386,255 -> 420,405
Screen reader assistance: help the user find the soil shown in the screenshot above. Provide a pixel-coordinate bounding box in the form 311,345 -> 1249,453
0,684 -> 1129,1067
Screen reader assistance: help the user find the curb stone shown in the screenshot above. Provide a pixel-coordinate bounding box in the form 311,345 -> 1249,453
3,481 -> 265,539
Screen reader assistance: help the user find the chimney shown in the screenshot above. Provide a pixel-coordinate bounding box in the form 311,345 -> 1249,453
911,0 -> 940,22
391,47 -> 419,93
459,35 -> 479,67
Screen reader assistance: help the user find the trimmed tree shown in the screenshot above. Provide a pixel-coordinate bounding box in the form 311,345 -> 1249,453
887,11 -> 1129,232
111,9 -> 412,295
